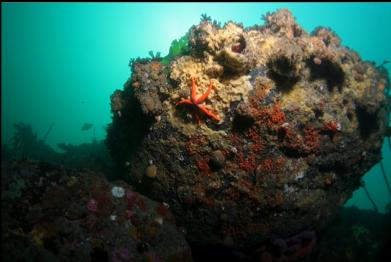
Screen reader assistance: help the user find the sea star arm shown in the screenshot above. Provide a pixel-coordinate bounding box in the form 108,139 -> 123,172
195,80 -> 214,104
176,99 -> 193,106
191,77 -> 198,103
197,105 -> 221,121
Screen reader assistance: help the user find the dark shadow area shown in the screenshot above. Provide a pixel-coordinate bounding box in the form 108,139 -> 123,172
191,243 -> 255,262
356,106 -> 379,140
311,206 -> 391,262
231,35 -> 247,54
267,55 -> 300,91
90,247 -> 109,262
232,114 -> 255,133
190,206 -> 391,262
105,84 -> 154,180
307,57 -> 345,92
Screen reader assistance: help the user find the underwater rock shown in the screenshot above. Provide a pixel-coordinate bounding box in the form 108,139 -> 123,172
106,9 -> 389,251
110,90 -> 125,117
1,159 -> 192,262
209,150 -> 226,171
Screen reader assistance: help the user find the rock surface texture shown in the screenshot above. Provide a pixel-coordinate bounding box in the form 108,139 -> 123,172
2,160 -> 192,262
106,9 -> 389,249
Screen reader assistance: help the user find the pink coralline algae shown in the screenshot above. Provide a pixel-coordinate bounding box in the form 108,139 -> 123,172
126,189 -> 137,201
126,209 -> 134,220
257,231 -> 317,262
112,247 -> 132,262
86,198 -> 98,212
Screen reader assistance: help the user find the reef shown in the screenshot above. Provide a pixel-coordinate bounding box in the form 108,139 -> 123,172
106,8 -> 389,252
3,122 -> 114,176
1,159 -> 192,262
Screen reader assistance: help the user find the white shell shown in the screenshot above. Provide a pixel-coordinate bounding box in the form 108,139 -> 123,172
111,186 -> 125,198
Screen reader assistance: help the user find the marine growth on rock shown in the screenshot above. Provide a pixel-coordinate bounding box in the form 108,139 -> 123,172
106,8 -> 389,250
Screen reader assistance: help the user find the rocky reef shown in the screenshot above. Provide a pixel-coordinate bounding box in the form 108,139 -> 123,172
1,159 -> 192,262
106,8 -> 389,251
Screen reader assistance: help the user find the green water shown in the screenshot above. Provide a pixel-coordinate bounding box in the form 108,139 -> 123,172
2,3 -> 391,212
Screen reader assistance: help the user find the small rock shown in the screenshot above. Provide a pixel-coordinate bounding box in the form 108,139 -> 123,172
209,150 -> 226,171
144,96 -> 155,112
132,81 -> 141,88
313,57 -> 322,65
154,216 -> 163,225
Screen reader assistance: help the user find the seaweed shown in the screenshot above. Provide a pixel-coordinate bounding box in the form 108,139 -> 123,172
148,50 -> 161,60
161,33 -> 190,65
200,13 -> 221,28
200,13 -> 212,23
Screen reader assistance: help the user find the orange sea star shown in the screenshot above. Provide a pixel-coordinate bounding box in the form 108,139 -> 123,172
176,77 -> 221,122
